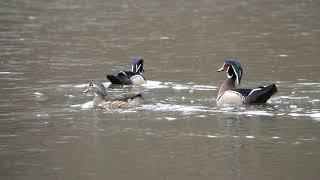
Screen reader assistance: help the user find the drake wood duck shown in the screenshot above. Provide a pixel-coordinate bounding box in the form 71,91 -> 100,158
106,58 -> 146,85
83,82 -> 143,109
216,58 -> 277,106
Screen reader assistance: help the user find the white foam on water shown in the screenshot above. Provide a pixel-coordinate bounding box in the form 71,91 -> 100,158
246,136 -> 255,139
310,113 -> 320,118
142,80 -> 168,89
196,115 -> 207,118
120,109 -> 138,113
160,36 -> 170,40
172,84 -> 189,90
58,84 -> 73,88
34,92 -> 44,96
277,96 -> 310,100
0,134 -> 17,138
141,80 -> 217,91
310,113 -> 320,121
227,110 -> 274,116
289,105 -> 298,109
172,84 -> 217,91
207,135 -> 218,138
191,85 -> 217,91
277,113 -> 286,116
288,113 -> 304,117
165,117 -> 177,121
71,101 -> 93,109
286,112 -> 320,121
0,72 -> 12,74
36,113 -> 49,117
310,99 -> 320,103
141,103 -> 212,114
297,82 -> 320,86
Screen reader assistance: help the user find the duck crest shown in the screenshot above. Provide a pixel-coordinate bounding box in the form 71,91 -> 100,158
131,58 -> 144,75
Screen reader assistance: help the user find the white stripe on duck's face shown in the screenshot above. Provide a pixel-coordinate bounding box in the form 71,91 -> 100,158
217,90 -> 244,106
132,64 -> 143,74
226,64 -> 242,86
131,60 -> 144,75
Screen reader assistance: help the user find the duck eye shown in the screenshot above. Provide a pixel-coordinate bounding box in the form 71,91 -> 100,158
89,83 -> 93,87
227,66 -> 234,78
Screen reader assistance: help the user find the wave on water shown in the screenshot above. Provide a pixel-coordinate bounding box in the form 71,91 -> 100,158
0,72 -> 24,75
0,72 -> 12,75
143,81 -> 217,91
64,80 -> 320,121
140,103 -> 212,114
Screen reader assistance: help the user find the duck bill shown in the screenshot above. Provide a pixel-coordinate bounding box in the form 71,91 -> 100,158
217,67 -> 225,72
217,62 -> 226,72
83,88 -> 90,93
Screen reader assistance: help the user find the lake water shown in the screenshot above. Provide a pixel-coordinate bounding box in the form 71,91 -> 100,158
0,0 -> 320,179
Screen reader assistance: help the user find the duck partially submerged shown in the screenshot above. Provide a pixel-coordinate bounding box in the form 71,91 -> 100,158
83,82 -> 143,109
216,58 -> 277,106
106,58 -> 146,85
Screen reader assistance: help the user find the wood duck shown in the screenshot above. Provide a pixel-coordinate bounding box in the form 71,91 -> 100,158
106,58 -> 146,85
83,82 -> 143,109
216,58 -> 277,106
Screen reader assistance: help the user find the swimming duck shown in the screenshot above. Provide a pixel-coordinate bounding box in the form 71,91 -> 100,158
106,58 -> 146,85
216,58 -> 277,106
83,82 -> 143,109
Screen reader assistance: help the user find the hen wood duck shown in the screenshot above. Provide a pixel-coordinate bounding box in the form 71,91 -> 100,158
216,58 -> 277,106
83,82 -> 143,109
106,58 -> 146,85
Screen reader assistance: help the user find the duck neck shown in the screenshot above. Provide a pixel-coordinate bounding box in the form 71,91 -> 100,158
218,78 -> 236,98
93,93 -> 105,107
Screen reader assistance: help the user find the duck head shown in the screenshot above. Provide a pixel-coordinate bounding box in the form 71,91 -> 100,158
83,82 -> 107,98
131,58 -> 144,75
217,58 -> 243,86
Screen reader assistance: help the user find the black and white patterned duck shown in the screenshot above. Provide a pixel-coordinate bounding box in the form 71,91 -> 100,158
83,82 -> 143,109
216,58 -> 277,106
106,58 -> 146,85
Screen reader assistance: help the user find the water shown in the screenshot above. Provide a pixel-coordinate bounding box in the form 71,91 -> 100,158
1,0 -> 320,179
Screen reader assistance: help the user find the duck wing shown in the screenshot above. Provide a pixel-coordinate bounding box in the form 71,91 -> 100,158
107,91 -> 142,101
232,84 -> 277,104
106,71 -> 137,85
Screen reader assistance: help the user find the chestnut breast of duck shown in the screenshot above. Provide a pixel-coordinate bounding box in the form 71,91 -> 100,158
216,58 -> 277,106
83,82 -> 143,109
106,58 -> 146,85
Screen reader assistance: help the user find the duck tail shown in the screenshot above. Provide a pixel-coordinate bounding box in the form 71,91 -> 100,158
248,84 -> 277,103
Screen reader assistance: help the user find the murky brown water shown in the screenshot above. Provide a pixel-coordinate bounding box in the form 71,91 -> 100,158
1,0 -> 320,179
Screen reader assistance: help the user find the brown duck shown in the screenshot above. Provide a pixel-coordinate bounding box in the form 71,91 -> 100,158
83,82 -> 143,109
